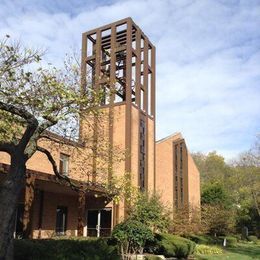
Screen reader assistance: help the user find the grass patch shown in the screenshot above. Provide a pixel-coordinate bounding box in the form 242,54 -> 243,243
195,242 -> 260,259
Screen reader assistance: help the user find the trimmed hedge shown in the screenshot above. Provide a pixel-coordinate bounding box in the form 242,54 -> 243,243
146,233 -> 195,258
188,234 -> 238,246
248,235 -> 258,243
14,238 -> 119,260
187,235 -> 214,245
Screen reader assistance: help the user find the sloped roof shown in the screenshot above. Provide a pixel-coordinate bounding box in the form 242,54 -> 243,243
156,132 -> 183,144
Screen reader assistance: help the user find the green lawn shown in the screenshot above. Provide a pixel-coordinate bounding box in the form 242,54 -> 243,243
195,242 -> 260,260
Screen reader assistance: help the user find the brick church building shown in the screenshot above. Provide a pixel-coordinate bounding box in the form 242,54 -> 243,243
0,18 -> 200,239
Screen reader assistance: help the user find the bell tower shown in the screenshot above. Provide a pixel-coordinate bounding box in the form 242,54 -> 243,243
81,17 -> 156,219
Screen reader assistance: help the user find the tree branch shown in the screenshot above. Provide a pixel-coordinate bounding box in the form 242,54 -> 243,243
0,101 -> 37,125
36,146 -> 111,197
24,119 -> 57,159
0,142 -> 15,154
0,101 -> 39,152
19,122 -> 39,152
36,145 -> 80,192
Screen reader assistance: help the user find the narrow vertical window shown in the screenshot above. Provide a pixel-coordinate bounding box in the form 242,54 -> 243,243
180,143 -> 184,205
180,143 -> 183,172
56,206 -> 67,236
174,144 -> 178,208
60,154 -> 69,176
180,177 -> 184,205
139,119 -> 146,191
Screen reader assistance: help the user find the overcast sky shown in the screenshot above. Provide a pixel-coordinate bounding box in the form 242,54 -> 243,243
1,0 -> 259,160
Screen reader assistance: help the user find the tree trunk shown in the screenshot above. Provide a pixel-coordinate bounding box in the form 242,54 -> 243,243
252,191 -> 260,217
0,154 -> 26,260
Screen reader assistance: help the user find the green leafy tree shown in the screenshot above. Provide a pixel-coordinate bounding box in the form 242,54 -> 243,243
128,192 -> 171,233
233,143 -> 260,217
202,204 -> 236,236
193,137 -> 260,237
111,219 -> 154,259
193,151 -> 230,185
169,205 -> 203,236
201,182 -> 231,207
231,136 -> 260,235
0,37 -> 106,259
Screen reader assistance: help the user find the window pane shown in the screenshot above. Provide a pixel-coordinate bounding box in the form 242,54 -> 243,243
60,154 -> 69,176
56,206 -> 67,235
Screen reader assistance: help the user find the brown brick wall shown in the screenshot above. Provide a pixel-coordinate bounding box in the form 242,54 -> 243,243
155,136 -> 175,209
155,133 -> 200,213
31,190 -> 78,238
187,151 -> 201,208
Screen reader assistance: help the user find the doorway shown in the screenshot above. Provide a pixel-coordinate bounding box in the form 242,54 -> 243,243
87,208 -> 112,237
55,206 -> 67,235
14,203 -> 24,238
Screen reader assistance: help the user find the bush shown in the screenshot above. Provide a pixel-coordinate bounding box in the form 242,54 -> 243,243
187,234 -> 214,245
225,236 -> 237,246
14,238 -> 119,260
111,219 -> 154,257
248,235 -> 258,243
146,233 -> 195,258
195,244 -> 223,255
218,236 -> 237,246
128,192 -> 171,232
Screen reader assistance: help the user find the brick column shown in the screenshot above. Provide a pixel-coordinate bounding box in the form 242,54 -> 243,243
77,190 -> 86,236
23,173 -> 36,238
112,201 -> 119,228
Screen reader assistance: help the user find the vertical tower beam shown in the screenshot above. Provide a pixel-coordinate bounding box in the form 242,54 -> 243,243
108,25 -> 116,181
151,46 -> 156,117
125,19 -> 133,173
135,28 -> 141,108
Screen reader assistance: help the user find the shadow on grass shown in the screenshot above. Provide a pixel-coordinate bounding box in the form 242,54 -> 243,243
225,243 -> 260,258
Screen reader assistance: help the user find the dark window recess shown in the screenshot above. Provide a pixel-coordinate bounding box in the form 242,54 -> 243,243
139,119 -> 146,191
59,154 -> 69,176
14,203 -> 24,238
180,143 -> 184,204
87,210 -> 98,237
56,206 -> 67,235
180,177 -> 184,204
174,144 -> 178,208
100,209 -> 112,237
175,187 -> 178,208
175,144 -> 178,172
180,143 -> 183,171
